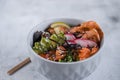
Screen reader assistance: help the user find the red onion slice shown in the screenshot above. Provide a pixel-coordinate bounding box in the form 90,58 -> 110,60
67,40 -> 76,44
65,33 -> 76,41
75,39 -> 97,47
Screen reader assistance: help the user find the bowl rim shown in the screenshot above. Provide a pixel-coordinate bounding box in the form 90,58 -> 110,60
27,18 -> 104,65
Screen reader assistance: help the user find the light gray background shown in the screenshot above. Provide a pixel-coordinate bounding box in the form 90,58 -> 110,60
0,0 -> 120,80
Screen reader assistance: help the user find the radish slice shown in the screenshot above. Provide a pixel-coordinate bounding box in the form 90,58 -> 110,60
75,39 -> 97,47
65,33 -> 76,40
65,33 -> 97,47
67,40 -> 76,44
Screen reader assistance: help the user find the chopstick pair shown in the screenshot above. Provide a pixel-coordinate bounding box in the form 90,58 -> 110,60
7,57 -> 31,75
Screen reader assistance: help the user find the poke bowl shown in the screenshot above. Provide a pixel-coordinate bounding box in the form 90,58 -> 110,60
27,18 -> 104,80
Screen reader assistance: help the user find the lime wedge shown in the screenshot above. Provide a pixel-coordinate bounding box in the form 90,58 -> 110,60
50,22 -> 70,29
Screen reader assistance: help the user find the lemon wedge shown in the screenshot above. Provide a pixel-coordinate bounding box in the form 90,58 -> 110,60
50,22 -> 70,29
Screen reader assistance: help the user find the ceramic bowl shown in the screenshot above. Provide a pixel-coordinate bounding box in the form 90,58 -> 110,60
27,18 -> 104,80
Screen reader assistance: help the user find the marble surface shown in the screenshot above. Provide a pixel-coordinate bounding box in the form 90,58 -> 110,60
0,0 -> 120,80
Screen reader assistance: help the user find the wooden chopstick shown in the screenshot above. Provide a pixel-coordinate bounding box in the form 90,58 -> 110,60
7,57 -> 31,75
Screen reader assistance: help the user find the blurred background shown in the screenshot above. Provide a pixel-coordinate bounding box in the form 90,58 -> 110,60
0,0 -> 120,80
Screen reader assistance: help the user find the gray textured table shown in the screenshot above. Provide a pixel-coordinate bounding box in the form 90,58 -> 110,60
0,0 -> 120,80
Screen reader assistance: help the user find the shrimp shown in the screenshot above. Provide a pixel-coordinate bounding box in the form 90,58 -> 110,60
91,47 -> 98,55
81,29 -> 100,43
55,46 -> 67,60
70,26 -> 83,33
70,21 -> 103,43
81,21 -> 103,40
45,50 -> 56,60
78,48 -> 91,60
